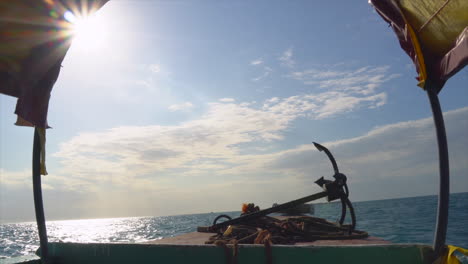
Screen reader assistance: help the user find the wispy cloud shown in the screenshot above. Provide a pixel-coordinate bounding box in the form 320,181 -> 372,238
250,59 -> 263,66
5,61 -> 459,220
52,67 -> 404,190
279,47 -> 295,68
168,102 -> 194,112
290,65 -> 400,95
252,66 -> 273,82
219,98 -> 235,102
260,107 -> 468,200
149,64 -> 161,73
3,107 -> 467,220
146,63 -> 172,78
0,169 -> 31,187
52,64 -> 400,190
19,64 -> 398,204
51,107 -> 468,205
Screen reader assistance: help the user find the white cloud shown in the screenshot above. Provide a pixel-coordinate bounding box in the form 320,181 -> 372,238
168,102 -> 194,111
219,98 -> 235,102
0,169 -> 31,187
51,64 -> 400,192
266,97 -> 279,103
283,64 -> 398,115
45,97 -> 332,191
0,168 -> 98,194
149,64 -> 160,73
252,66 -> 273,82
146,63 -> 172,78
51,95 -> 466,196
2,62 -> 407,220
290,65 -> 400,95
279,47 -> 295,67
313,92 -> 387,119
4,58 -> 464,220
250,59 -> 263,66
259,107 -> 468,200
3,107 -> 467,220
252,72 -> 270,82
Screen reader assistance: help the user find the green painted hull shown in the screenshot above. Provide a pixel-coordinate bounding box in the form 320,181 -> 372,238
16,243 -> 434,264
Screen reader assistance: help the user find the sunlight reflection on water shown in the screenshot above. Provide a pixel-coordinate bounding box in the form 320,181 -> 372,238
0,213 -> 218,259
48,218 -> 139,243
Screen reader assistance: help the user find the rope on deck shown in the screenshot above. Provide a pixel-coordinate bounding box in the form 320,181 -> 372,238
204,214 -> 368,245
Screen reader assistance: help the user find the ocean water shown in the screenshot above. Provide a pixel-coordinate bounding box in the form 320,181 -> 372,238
1,192 -> 467,261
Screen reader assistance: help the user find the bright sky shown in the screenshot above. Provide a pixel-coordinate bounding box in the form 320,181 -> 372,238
1,1 -> 467,222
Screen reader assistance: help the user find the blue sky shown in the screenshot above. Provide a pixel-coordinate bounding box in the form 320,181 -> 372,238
1,0 -> 467,222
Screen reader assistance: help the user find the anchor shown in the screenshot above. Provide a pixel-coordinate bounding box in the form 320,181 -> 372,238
313,142 -> 355,231
200,142 -> 357,233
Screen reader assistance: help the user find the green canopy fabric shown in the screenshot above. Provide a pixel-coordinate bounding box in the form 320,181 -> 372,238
370,0 -> 468,92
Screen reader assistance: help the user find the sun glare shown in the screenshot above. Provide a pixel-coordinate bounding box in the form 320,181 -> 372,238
64,10 -> 108,52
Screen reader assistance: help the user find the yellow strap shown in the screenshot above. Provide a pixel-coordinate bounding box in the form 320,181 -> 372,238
37,127 -> 48,176
405,21 -> 428,88
396,1 -> 428,89
437,245 -> 468,264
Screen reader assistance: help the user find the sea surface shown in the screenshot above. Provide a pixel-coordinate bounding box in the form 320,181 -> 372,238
1,192 -> 467,262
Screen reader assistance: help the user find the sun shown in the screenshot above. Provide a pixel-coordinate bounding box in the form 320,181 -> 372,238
64,11 -> 108,52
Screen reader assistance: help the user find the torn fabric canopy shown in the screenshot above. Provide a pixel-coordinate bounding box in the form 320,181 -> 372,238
369,0 -> 468,92
0,0 -> 109,128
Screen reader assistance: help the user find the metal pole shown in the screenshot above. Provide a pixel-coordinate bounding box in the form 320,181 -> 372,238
33,128 -> 49,263
426,81 -> 449,256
